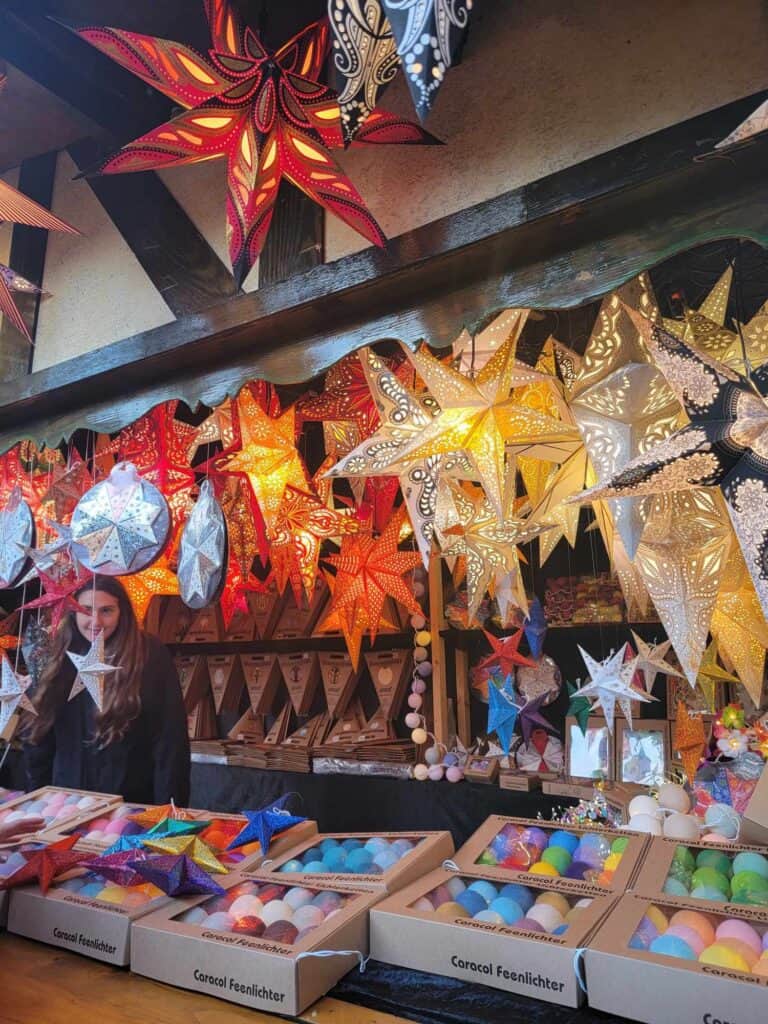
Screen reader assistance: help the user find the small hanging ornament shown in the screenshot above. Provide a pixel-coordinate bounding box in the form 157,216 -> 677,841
0,485 -> 34,587
67,632 -> 117,711
0,654 -> 36,735
70,462 -> 170,575
178,480 -> 227,609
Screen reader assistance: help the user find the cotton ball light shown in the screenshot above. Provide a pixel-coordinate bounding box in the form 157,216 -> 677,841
628,814 -> 662,836
657,783 -> 691,815
410,614 -> 426,630
411,727 -> 428,745
414,630 -> 431,648
428,765 -> 445,782
411,679 -> 427,695
628,795 -> 661,821
413,764 -> 429,781
416,661 -> 432,678
413,647 -> 429,663
407,693 -> 423,710
405,712 -> 421,729
446,766 -> 463,783
425,745 -> 443,766
703,803 -> 741,840
663,814 -> 701,842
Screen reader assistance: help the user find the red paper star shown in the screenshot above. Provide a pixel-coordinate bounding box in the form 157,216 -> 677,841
40,455 -> 92,524
78,9 -> 386,285
20,566 -> 92,631
324,504 -> 421,642
298,352 -> 382,439
477,629 -> 536,679
0,836 -> 89,895
220,551 -> 267,630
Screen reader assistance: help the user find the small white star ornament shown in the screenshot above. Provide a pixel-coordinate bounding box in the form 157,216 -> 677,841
177,479 -> 226,609
0,654 -> 36,735
574,643 -> 656,732
67,632 -> 117,711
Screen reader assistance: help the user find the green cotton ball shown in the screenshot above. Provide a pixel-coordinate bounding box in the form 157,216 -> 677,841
695,849 -> 732,877
731,870 -> 768,905
672,845 -> 696,872
541,846 -> 572,875
690,866 -> 730,897
667,861 -> 692,887
611,837 -> 629,855
477,849 -> 497,867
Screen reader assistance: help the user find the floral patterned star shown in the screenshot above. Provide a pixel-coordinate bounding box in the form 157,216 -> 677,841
299,351 -> 384,440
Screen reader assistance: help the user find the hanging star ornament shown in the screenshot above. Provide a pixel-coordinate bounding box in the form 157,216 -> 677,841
0,486 -> 34,588
523,597 -> 547,660
77,9 -> 390,285
122,551 -> 180,624
629,630 -> 685,694
477,629 -> 535,680
711,558 -> 768,706
141,834 -> 226,874
127,803 -> 197,830
674,702 -> 708,783
129,854 -> 225,897
0,654 -> 36,736
567,681 -> 592,735
695,639 -> 740,714
67,632 -> 118,711
316,571 -> 398,670
486,676 -> 520,756
70,462 -> 171,575
227,795 -> 307,854
20,565 -> 92,632
177,479 -> 226,609
517,693 -> 558,746
0,836 -> 88,895
40,455 -> 93,524
575,645 -> 655,732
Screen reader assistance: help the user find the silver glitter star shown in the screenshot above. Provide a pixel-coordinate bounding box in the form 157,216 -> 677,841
574,644 -> 656,732
0,654 -> 36,735
67,632 -> 117,711
177,480 -> 226,608
0,486 -> 34,588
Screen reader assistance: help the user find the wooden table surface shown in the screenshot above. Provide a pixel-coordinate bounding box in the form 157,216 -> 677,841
0,933 -> 408,1024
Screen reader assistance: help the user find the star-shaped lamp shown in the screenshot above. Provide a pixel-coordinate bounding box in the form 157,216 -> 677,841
226,795 -> 307,854
141,834 -> 226,874
129,854 -> 225,897
477,629 -> 536,680
566,681 -> 592,735
486,677 -> 520,756
674,702 -> 708,783
0,655 -> 36,735
0,836 -> 88,895
127,803 -> 197,830
83,849 -> 153,888
524,597 -> 547,660
630,630 -> 685,694
517,693 -> 558,746
575,644 -> 655,732
67,632 -> 117,711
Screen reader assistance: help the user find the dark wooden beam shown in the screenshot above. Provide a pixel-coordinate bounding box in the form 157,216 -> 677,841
259,182 -> 324,288
0,150 -> 58,379
68,138 -> 238,318
0,87 -> 767,451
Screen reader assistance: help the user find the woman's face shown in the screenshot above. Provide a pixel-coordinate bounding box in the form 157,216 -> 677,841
75,589 -> 121,643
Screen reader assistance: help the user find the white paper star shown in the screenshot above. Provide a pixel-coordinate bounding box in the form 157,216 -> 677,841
629,630 -> 685,694
575,644 -> 655,732
67,633 -> 117,711
0,486 -> 33,587
0,654 -> 35,735
177,480 -> 226,608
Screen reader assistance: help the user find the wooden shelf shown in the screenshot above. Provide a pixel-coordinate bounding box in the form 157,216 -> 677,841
166,632 -> 413,656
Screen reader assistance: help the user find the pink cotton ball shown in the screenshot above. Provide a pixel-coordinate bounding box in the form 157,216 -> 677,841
410,614 -> 426,630
413,582 -> 425,597
428,765 -> 445,782
86,818 -> 110,832
104,820 -> 125,836
407,693 -> 423,710
405,712 -> 421,729
416,662 -> 433,678
204,912 -> 235,932
446,767 -> 463,783
113,805 -> 134,819
413,647 -> 429,663
701,833 -> 735,844
411,679 -> 427,695
86,830 -> 105,841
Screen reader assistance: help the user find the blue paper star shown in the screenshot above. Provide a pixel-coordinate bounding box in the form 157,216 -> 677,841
226,794 -> 306,853
524,597 -> 547,660
103,833 -> 149,856
487,676 -> 520,755
102,817 -> 205,856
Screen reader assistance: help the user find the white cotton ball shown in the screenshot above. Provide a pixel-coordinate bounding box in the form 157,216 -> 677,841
628,795 -> 661,820
662,813 -> 700,842
628,813 -> 662,836
657,783 -> 691,814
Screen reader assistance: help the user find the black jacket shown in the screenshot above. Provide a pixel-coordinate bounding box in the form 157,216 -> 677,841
23,633 -> 190,805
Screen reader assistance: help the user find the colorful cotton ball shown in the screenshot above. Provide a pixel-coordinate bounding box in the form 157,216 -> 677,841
628,814 -> 662,836
628,795 -> 661,820
412,728 -> 429,745
229,895 -> 264,919
456,890 -> 488,916
732,852 -> 768,880
673,845 -> 696,872
392,839 -> 415,858
79,882 -> 106,898
520,827 -> 549,850
699,942 -> 751,972
340,839 -> 364,853
229,916 -> 264,937
77,796 -> 97,809
514,917 -> 545,934
97,886 -> 128,905
428,883 -> 453,908
763,931 -> 768,952
669,910 -> 713,945
603,852 -> 622,873
279,859 -> 304,874
695,849 -> 732,875
303,860 -> 327,874
665,924 -> 707,957
526,904 -> 564,933
374,849 -> 400,872
715,938 -> 759,968
489,897 -> 523,925
500,883 -> 534,912
564,862 -> 590,881
541,847 -> 571,874
256,884 -> 287,903
413,764 -> 429,781
663,815 -> 700,842
407,694 -> 423,711
345,849 -> 375,874
611,837 -> 629,855
292,905 -> 326,930
473,910 -> 505,924
650,934 -> 697,960
436,901 -> 471,919
549,831 -> 580,856
645,905 -> 669,935
262,920 -> 298,944
732,871 -> 768,905
312,891 -> 343,914
204,912 -> 235,932
416,662 -> 433,679
633,917 -> 660,949
180,906 -> 207,925
701,833 -> 735,845
319,837 -> 341,854
405,713 -> 421,730
445,876 -> 466,899
411,897 -> 434,913
691,867 -> 730,897
691,886 -> 727,902
413,649 -> 428,666
424,745 -> 441,765
260,900 -> 293,926
467,880 -> 499,904
529,861 -> 559,878
414,630 -> 431,647
323,848 -> 348,873
284,887 -> 314,911
703,803 -> 741,841
753,954 -> 768,977
663,878 -> 690,897
535,891 -> 571,917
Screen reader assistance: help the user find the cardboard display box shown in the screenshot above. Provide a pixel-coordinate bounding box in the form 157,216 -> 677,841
261,831 -> 455,893
585,894 -> 768,1024
371,867 -> 617,1007
634,834 -> 768,913
0,838 -> 50,928
194,815 -> 318,873
452,815 -> 648,894
742,765 -> 768,845
0,787 -> 121,839
7,870 -> 172,966
130,869 -> 379,1016
39,803 -> 154,854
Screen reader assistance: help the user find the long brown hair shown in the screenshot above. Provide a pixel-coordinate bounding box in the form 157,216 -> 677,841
26,576 -> 147,747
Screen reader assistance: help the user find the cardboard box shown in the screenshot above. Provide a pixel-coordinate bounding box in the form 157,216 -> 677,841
0,787 -> 121,839
39,802 -> 155,854
741,764 -> 768,845
7,870 -> 172,965
586,894 -> 768,1024
634,834 -> 768,912
498,769 -> 544,792
371,867 -> 617,1007
130,869 -> 378,1016
452,815 -> 648,894
261,831 -> 455,893
197,816 -> 318,873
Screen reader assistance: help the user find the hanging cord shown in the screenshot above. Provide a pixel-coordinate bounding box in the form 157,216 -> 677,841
732,239 -> 753,382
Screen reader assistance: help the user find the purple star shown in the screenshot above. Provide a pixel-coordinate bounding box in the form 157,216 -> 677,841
129,854 -> 225,896
518,693 -> 558,746
84,849 -> 152,887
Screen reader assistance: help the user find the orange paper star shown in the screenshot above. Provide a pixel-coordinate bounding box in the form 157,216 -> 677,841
316,573 -> 398,671
122,552 -> 180,624
674,701 -> 707,783
127,803 -> 196,830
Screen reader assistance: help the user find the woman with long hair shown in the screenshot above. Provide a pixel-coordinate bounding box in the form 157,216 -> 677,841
23,576 -> 190,804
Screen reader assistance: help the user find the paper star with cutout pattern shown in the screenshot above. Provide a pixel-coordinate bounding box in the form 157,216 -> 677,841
567,681 -> 592,735
486,676 -> 519,755
0,836 -> 88,895
141,833 -> 226,874
40,456 -> 92,524
129,854 -> 225,897
122,552 -> 180,624
0,654 -> 36,735
177,479 -> 226,609
67,632 -> 117,711
315,572 -> 398,671
524,598 -> 547,660
629,630 -> 685,694
226,794 -> 307,854
575,644 -> 655,732
674,701 -> 708,783
21,566 -> 92,631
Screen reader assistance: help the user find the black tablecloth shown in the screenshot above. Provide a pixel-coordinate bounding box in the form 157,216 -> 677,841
189,763 -> 572,845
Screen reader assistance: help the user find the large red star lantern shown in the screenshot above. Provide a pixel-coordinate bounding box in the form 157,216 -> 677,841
0,836 -> 89,895
77,8 -> 391,284
324,504 -> 421,645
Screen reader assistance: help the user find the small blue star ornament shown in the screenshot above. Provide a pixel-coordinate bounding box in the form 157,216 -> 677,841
524,597 -> 547,660
487,676 -> 520,756
227,794 -> 306,853
129,854 -> 225,897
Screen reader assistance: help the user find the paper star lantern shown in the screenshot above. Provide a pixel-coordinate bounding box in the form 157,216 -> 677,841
178,479 -> 226,609
218,474 -> 265,574
711,561 -> 768,706
144,817 -> 209,840
127,803 -> 196,831
486,676 -> 520,756
517,692 -> 558,746
0,611 -> 19,654
629,630 -> 685,694
78,10 -> 387,285
83,849 -> 153,888
67,632 -> 117,711
575,645 -> 654,732
141,834 -> 226,874
0,486 -> 34,587
299,351 -> 383,440
20,565 -> 92,632
524,598 -> 547,660
567,681 -> 592,735
392,327 -> 578,517
674,702 -> 708,783
316,572 -> 397,670
40,456 -> 93,524
694,639 -> 740,714
122,552 -> 180,624
0,654 -> 35,736
717,99 -> 768,149
71,462 -> 170,575
226,795 -> 307,854
220,392 -> 308,537
477,629 -> 535,681
129,854 -> 225,897
324,504 -> 422,643
271,485 -> 358,605
0,836 -> 88,895
24,519 -> 84,582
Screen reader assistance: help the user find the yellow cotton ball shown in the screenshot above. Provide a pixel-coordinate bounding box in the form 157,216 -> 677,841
411,728 -> 428,745
603,853 -> 622,872
415,631 -> 432,648
529,861 -> 559,877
